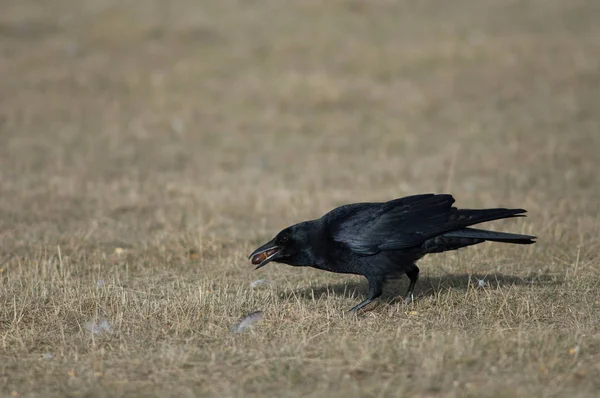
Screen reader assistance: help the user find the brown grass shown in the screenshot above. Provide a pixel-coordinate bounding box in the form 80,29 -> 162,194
2,0 -> 600,396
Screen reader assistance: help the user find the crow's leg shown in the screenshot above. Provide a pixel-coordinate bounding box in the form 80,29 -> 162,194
404,265 -> 419,305
347,276 -> 383,313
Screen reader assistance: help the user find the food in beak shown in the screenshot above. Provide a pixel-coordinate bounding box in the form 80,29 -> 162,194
251,248 -> 279,265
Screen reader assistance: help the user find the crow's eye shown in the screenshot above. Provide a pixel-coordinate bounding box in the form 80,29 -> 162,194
280,235 -> 289,243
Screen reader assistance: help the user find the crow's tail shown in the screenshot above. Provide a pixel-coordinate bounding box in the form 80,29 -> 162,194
452,208 -> 528,226
443,227 -> 536,244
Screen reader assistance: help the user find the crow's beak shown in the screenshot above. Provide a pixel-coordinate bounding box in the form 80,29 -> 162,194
248,239 -> 281,270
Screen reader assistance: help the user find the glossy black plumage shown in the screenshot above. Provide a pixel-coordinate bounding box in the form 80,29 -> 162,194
249,193 -> 536,312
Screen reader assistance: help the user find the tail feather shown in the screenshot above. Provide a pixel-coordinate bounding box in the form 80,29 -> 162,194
451,208 -> 528,227
443,227 -> 536,244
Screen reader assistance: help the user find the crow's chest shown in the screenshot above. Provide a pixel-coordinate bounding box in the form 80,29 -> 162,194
311,245 -> 364,275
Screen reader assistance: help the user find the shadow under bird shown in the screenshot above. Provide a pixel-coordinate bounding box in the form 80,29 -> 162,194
249,193 -> 536,312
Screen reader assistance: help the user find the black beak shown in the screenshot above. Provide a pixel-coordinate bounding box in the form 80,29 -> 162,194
248,239 -> 281,270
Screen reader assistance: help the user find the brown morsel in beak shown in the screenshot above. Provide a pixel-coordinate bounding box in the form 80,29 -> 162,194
251,248 -> 279,265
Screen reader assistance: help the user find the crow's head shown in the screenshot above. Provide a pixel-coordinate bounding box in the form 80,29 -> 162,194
248,222 -> 315,270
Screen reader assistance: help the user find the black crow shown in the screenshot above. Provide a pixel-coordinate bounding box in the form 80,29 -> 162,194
249,194 -> 535,312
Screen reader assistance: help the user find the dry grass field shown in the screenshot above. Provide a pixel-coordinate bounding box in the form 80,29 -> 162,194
2,0 -> 600,396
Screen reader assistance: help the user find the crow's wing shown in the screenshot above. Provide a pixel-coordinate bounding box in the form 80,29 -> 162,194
327,194 -> 454,255
329,194 -> 526,255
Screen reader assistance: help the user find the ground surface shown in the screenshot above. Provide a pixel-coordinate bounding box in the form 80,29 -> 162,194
1,0 -> 600,397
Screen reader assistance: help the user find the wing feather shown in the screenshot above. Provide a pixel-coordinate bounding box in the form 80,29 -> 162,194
328,194 -> 526,255
328,194 -> 455,255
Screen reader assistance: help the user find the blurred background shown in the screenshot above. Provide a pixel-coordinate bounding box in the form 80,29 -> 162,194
2,0 -> 599,250
1,0 -> 599,396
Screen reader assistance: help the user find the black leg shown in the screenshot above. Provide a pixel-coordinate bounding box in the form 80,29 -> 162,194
347,277 -> 383,313
404,265 -> 419,304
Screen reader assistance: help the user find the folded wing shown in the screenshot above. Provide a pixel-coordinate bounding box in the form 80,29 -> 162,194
330,194 -> 528,255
